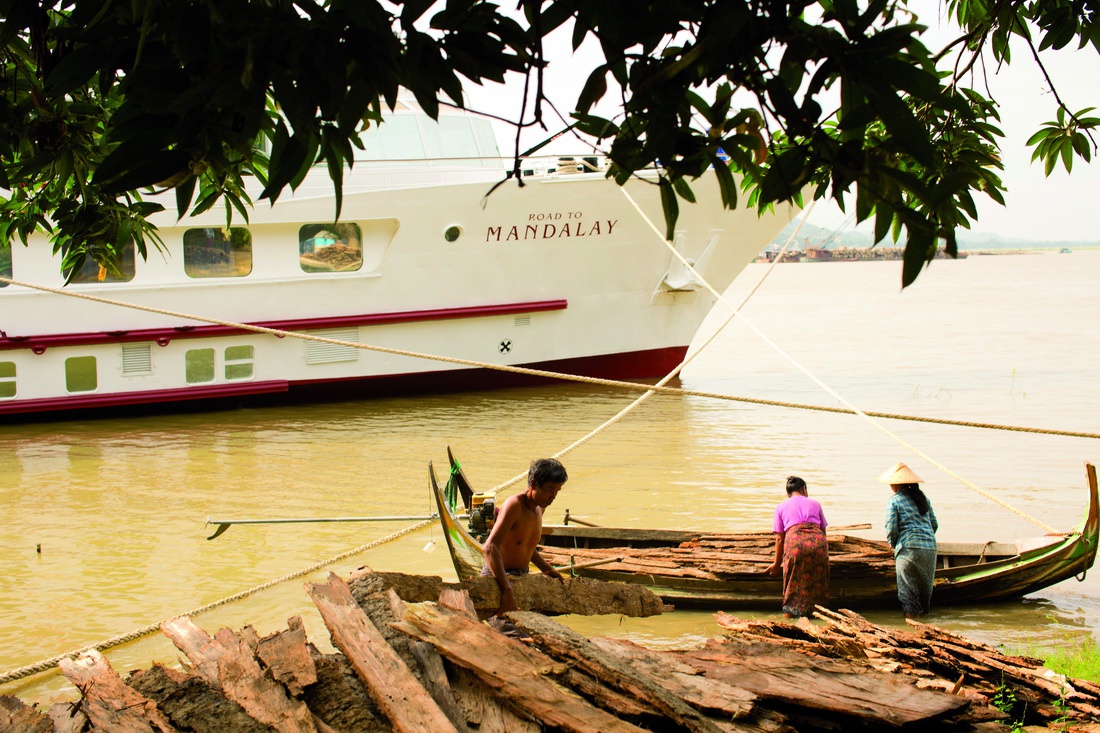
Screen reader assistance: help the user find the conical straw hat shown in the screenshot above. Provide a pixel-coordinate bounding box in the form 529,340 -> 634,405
878,462 -> 923,485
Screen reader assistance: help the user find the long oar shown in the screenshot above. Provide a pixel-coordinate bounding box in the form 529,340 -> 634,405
204,513 -> 468,540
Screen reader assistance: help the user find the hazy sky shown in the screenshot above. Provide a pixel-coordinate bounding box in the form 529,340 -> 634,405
463,4 -> 1100,242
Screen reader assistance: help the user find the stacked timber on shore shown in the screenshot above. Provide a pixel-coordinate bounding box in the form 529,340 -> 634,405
0,568 -> 1096,732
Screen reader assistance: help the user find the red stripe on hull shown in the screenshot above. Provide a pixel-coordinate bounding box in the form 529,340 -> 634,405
0,347 -> 686,421
0,381 -> 289,416
0,299 -> 568,352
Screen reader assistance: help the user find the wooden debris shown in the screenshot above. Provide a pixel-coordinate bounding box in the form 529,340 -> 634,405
162,616 -> 316,732
506,610 -> 747,733
0,695 -> 53,733
58,649 -> 177,732
392,601 -> 646,733
716,607 -> 1100,730
128,664 -> 272,733
349,569 -> 663,618
7,570 -> 1097,732
255,616 -> 317,696
308,572 -> 460,733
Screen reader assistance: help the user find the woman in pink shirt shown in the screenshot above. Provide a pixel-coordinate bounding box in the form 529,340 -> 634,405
764,476 -> 829,617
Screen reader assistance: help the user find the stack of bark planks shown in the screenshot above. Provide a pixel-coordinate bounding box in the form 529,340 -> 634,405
716,607 -> 1100,731
0,568 -> 1084,732
536,532 -> 897,581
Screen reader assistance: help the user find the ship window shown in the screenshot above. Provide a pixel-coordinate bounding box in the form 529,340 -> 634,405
70,243 -> 136,284
299,223 -> 363,273
65,356 -> 97,393
224,345 -> 254,381
421,115 -> 480,163
185,348 -> 215,384
183,228 -> 253,278
0,361 -> 15,398
121,343 -> 153,375
471,118 -> 504,169
0,247 -> 11,288
361,115 -> 425,162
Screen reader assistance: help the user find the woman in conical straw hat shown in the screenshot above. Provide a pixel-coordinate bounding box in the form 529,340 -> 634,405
880,462 -> 938,619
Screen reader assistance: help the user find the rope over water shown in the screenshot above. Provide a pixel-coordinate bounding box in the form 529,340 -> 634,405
0,518 -> 432,686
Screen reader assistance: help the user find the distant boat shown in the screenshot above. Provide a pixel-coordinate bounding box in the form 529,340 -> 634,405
1061,247 -> 1073,253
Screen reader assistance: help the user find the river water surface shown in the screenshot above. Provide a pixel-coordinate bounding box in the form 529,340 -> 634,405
2,249 -> 1099,704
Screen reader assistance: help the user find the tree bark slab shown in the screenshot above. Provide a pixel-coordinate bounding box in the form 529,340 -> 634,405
350,569 -> 663,618
161,616 -> 316,733
307,572 -> 459,733
392,601 -> 648,733
58,649 -> 177,732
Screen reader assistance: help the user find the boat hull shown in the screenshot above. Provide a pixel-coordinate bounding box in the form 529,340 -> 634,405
0,166 -> 796,419
433,455 -> 1099,610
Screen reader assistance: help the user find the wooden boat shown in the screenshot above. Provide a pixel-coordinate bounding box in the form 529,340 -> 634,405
431,450 -> 1099,609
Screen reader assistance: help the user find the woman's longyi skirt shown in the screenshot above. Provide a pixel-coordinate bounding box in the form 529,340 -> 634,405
782,523 -> 830,617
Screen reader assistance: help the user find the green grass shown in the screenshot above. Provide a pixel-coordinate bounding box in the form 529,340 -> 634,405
1008,635 -> 1100,683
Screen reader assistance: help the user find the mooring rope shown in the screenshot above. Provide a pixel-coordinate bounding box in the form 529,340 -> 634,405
0,518 -> 432,687
3,275 -> 1092,445
485,200 -> 815,494
608,189 -> 1061,534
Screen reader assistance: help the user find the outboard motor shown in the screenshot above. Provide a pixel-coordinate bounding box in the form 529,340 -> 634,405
467,492 -> 497,542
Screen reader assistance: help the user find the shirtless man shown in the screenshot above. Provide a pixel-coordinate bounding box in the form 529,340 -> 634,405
481,458 -> 567,615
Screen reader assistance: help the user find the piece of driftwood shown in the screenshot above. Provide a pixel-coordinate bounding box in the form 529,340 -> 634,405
589,636 -> 758,718
717,607 -> 1100,730
127,664 -> 272,733
255,616 -> 317,697
58,649 -> 177,732
0,695 -> 53,733
307,572 -> 460,733
675,637 -> 969,727
161,616 -> 317,733
507,610 -> 737,733
301,653 -> 390,733
349,568 -> 663,618
392,601 -> 648,733
351,571 -> 470,732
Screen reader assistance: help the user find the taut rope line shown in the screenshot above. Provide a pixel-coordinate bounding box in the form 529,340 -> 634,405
486,200 -> 815,494
2,276 -> 1093,443
0,519 -> 432,687
613,190 -> 1059,534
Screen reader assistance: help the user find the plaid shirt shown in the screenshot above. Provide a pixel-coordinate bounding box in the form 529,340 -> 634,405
885,492 -> 938,554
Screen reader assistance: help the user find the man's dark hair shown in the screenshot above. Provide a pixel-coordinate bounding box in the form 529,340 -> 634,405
529,458 -> 568,487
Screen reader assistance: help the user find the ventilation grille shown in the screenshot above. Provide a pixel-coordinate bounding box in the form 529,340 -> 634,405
514,315 -> 531,327
305,327 -> 360,364
121,343 -> 153,375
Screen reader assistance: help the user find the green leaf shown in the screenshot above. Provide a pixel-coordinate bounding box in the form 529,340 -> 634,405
658,178 -> 680,241
901,228 -> 933,288
672,176 -> 696,204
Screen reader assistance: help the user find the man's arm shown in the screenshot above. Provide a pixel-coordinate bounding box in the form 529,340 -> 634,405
530,548 -> 563,581
482,496 -> 520,614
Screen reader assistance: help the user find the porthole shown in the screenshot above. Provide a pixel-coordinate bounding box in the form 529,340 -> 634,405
444,226 -> 462,243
